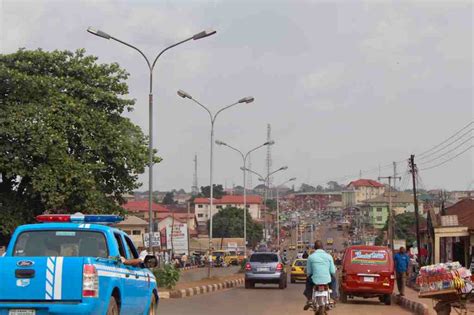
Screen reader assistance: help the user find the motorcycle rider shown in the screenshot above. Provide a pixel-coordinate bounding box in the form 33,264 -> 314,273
303,240 -> 336,310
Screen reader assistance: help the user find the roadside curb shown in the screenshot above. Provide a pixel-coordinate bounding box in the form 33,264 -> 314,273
158,278 -> 244,299
179,265 -> 203,271
392,294 -> 430,315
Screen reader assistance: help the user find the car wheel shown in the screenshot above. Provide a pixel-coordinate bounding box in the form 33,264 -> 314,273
106,296 -> 119,315
279,278 -> 286,289
148,294 -> 158,315
383,294 -> 392,305
340,291 -> 348,304
245,280 -> 254,289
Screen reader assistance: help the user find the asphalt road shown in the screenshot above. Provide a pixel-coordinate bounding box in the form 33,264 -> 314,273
158,278 -> 412,315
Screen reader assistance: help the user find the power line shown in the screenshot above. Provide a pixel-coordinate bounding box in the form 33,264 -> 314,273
417,129 -> 472,162
418,136 -> 473,165
420,145 -> 473,171
418,121 -> 473,158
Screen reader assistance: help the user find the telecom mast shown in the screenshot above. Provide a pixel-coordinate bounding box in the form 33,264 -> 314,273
192,154 -> 199,196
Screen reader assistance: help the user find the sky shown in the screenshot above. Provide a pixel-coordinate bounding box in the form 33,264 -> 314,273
1,0 -> 472,192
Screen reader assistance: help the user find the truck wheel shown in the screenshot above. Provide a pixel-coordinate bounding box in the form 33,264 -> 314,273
148,294 -> 158,315
106,296 -> 119,315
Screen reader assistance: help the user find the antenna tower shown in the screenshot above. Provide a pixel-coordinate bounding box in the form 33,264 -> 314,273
266,124 -> 273,196
192,154 -> 198,195
247,153 -> 253,190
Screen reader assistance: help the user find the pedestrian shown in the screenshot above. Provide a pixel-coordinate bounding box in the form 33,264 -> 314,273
394,246 -> 410,296
302,249 -> 309,259
181,253 -> 188,267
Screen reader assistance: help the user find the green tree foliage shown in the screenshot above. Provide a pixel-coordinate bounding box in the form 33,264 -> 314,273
299,183 -> 316,192
209,206 -> 263,248
374,212 -> 426,246
0,49 -> 157,235
199,184 -> 226,199
162,192 -> 176,205
153,264 -> 180,289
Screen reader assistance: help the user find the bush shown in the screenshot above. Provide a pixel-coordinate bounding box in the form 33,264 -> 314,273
240,258 -> 248,272
153,264 -> 181,289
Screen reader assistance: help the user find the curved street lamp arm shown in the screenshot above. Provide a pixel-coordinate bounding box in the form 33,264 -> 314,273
190,98 -> 213,122
268,167 -> 288,179
222,143 -> 245,161
151,36 -> 194,69
243,167 -> 264,181
245,143 -> 267,161
110,36 -> 151,69
213,102 -> 240,123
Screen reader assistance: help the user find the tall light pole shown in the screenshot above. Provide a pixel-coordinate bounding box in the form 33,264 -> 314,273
275,177 -> 296,250
177,90 -> 254,277
242,166 -> 288,244
87,27 -> 216,252
215,140 -> 274,257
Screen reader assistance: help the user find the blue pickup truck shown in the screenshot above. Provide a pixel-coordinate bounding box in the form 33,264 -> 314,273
0,214 -> 159,315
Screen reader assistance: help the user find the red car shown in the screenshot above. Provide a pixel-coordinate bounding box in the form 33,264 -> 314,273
340,245 -> 395,305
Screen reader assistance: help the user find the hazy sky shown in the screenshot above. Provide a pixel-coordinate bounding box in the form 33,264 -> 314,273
1,0 -> 472,192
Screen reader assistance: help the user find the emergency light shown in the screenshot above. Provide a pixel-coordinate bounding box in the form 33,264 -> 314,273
36,213 -> 124,223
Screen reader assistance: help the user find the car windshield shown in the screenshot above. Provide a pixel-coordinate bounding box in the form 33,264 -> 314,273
250,253 -> 278,263
13,230 -> 108,257
213,252 -> 224,256
294,260 -> 307,266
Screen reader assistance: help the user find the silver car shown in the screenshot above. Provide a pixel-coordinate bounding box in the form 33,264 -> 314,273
245,252 -> 287,289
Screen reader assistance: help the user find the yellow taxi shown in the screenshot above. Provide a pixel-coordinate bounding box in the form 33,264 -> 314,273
225,250 -> 240,265
290,258 -> 307,283
289,245 -> 296,250
326,238 -> 334,245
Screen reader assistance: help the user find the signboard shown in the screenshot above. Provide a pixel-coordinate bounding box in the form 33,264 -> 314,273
393,239 -> 406,251
143,232 -> 161,248
350,250 -> 388,265
166,223 -> 188,255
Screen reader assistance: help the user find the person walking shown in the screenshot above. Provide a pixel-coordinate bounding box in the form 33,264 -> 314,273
394,246 -> 410,296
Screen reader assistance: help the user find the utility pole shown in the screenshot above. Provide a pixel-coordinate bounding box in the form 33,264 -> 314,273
409,155 -> 422,259
393,162 -> 397,191
378,175 -> 401,252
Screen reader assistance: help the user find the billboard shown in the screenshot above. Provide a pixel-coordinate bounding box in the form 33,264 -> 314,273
143,232 -> 161,248
166,223 -> 189,255
350,249 -> 388,265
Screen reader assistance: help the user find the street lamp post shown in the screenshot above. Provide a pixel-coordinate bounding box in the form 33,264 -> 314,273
275,177 -> 296,250
215,140 -> 274,257
177,90 -> 254,277
87,27 -> 216,253
242,166 -> 288,245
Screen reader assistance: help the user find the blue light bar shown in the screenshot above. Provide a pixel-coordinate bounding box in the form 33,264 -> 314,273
83,215 -> 124,223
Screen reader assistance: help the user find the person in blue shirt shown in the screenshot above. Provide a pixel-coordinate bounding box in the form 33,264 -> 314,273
303,240 -> 336,310
394,246 -> 410,296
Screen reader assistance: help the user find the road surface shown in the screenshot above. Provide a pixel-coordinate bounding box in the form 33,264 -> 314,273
159,279 -> 412,315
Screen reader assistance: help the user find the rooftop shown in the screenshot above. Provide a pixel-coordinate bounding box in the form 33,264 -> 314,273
122,200 -> 169,212
363,191 -> 415,204
347,179 -> 384,188
194,195 -> 262,205
446,198 -> 474,230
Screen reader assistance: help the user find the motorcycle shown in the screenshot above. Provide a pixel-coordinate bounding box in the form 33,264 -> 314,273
311,284 -> 333,315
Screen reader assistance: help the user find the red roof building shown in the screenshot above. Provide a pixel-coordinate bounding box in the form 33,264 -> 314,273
122,200 -> 170,221
347,179 -> 385,204
347,179 -> 384,188
446,198 -> 474,230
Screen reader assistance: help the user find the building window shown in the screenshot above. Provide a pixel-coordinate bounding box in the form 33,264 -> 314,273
217,205 -> 222,209
198,204 -> 203,208
123,230 -> 131,235
377,207 -> 383,212
132,230 -> 141,235
376,216 -> 383,222
198,213 -> 203,218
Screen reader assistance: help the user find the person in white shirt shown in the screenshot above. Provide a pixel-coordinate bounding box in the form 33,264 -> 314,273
121,247 -> 148,266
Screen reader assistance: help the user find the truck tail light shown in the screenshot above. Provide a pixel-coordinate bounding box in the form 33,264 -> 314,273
276,263 -> 283,271
390,274 -> 395,280
245,263 -> 252,271
83,264 -> 99,298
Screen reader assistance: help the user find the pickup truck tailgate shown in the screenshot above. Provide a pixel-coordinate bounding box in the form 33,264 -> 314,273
0,257 -> 84,301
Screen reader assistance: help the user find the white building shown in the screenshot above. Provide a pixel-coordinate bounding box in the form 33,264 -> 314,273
347,179 -> 385,204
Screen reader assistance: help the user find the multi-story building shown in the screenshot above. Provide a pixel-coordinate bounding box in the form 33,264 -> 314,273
193,195 -> 263,225
347,179 -> 385,204
291,192 -> 342,211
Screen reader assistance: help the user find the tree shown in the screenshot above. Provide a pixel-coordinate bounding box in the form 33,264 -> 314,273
162,192 -> 175,205
374,212 -> 426,246
209,206 -> 263,248
199,184 -> 226,199
326,181 -> 344,191
299,183 -> 316,193
0,49 -> 157,235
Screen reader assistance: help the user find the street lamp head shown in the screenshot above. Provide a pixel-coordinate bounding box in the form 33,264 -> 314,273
238,96 -> 255,104
215,140 -> 227,146
240,167 -> 246,171
193,29 -> 217,40
177,90 -> 193,99
264,140 -> 275,146
279,166 -> 288,171
87,27 -> 111,40
289,177 -> 297,181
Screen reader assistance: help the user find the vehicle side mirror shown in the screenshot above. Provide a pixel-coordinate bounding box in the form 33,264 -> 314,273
144,255 -> 158,269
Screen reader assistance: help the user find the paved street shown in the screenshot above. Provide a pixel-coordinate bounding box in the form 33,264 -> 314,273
179,266 -> 240,283
159,279 -> 412,315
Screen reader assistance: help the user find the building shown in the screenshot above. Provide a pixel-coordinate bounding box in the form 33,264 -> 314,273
193,195 -> 263,225
122,200 -> 169,221
291,192 -> 342,211
347,179 -> 385,204
363,191 -> 422,229
116,215 -> 148,247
